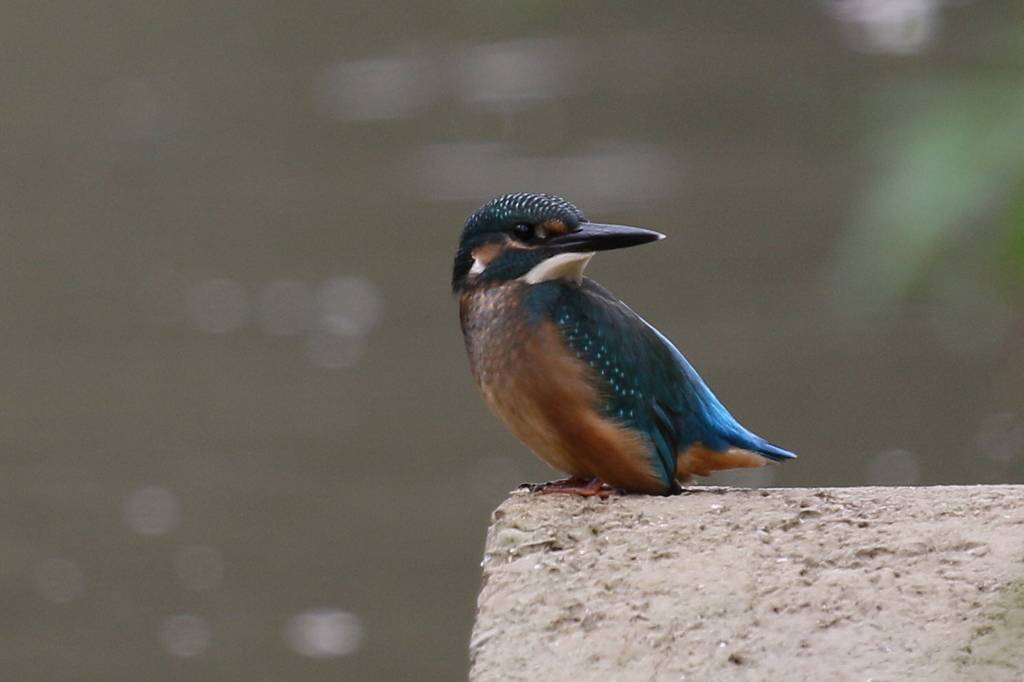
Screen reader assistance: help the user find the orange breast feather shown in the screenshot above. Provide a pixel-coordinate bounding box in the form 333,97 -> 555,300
462,286 -> 667,494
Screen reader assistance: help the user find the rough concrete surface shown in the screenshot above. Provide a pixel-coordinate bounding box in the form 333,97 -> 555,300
470,486 -> 1024,682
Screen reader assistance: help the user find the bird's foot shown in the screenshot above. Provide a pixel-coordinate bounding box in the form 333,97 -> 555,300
519,477 -> 621,498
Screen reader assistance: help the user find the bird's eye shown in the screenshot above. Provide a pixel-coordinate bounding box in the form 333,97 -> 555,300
511,223 -> 536,242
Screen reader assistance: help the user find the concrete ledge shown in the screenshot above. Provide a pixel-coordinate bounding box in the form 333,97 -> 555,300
470,486 -> 1024,682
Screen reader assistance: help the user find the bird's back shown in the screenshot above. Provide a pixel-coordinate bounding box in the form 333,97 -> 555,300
536,278 -> 795,483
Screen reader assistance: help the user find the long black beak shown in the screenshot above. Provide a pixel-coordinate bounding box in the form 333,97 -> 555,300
547,222 -> 665,254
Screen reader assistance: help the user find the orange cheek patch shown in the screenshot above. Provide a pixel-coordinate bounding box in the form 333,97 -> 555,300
540,219 -> 569,236
471,242 -> 504,266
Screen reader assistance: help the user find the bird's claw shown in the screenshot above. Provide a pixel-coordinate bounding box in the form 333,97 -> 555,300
519,477 -> 622,498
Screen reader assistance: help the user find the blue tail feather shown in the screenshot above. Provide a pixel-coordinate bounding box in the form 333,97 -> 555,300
726,429 -> 796,463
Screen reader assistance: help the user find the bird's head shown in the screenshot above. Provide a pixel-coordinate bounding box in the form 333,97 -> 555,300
452,193 -> 664,292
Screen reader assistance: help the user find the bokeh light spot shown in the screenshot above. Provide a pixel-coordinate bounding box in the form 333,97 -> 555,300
187,278 -> 249,334
174,545 -> 224,591
123,486 -> 181,535
314,58 -> 428,122
35,557 -> 84,604
315,277 -> 383,334
284,608 -> 364,658
459,39 -> 576,109
305,317 -> 366,369
159,614 -> 211,657
827,0 -> 939,55
867,448 -> 921,486
305,277 -> 382,369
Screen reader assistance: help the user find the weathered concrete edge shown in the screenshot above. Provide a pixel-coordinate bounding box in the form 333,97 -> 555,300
470,485 -> 1024,682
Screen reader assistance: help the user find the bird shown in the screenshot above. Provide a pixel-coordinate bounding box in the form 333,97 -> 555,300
453,193 -> 795,496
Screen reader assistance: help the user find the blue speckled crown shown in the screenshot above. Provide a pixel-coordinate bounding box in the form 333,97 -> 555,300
461,193 -> 586,243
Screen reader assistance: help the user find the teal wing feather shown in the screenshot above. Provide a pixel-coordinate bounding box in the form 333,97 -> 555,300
525,278 -> 795,488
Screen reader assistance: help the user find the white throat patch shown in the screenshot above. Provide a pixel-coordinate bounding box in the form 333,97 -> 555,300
520,252 -> 595,285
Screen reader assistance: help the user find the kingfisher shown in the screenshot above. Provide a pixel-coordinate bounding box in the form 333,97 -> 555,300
453,193 -> 795,496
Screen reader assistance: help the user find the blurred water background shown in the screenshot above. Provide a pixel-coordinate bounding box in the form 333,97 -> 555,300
2,0 -> 1024,679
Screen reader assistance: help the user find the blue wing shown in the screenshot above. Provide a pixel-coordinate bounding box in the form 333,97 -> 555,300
529,278 -> 795,488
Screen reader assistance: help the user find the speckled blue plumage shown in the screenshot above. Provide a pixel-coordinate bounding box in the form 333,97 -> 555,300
462,193 -> 585,240
524,277 -> 795,489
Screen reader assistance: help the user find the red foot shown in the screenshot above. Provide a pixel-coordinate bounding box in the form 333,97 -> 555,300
519,477 -> 621,498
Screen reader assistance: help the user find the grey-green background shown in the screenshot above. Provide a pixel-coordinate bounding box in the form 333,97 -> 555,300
3,1 -> 1024,679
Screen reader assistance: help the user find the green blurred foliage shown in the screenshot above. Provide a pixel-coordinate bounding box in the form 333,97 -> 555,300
830,77 -> 1024,316
1004,179 -> 1024,283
